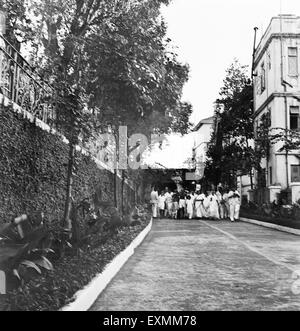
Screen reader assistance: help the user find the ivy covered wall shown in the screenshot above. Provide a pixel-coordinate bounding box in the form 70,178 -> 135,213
0,105 -> 134,224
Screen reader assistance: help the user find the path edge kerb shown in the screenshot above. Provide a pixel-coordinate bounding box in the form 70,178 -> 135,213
60,219 -> 153,312
241,217 -> 300,236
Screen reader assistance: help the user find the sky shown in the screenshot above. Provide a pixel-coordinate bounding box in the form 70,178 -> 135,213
146,0 -> 300,168
161,0 -> 300,125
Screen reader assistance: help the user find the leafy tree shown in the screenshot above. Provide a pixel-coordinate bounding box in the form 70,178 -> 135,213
8,0 -> 192,230
270,128 -> 300,154
205,60 -> 255,188
0,0 -> 34,50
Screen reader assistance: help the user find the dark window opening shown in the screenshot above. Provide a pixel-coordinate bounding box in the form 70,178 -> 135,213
291,165 -> 300,183
290,106 -> 300,131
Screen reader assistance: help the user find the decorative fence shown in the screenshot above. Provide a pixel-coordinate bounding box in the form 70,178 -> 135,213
0,35 -> 56,125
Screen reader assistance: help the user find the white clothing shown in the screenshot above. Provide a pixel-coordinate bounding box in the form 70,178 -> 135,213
164,192 -> 173,204
150,190 -> 159,218
179,199 -> 186,209
216,192 -> 222,203
203,196 -> 210,211
164,192 -> 173,216
222,193 -> 230,219
150,190 -> 159,204
228,191 -> 241,221
230,204 -> 241,222
228,191 -> 240,205
158,195 -> 166,210
186,199 -> 194,219
194,194 -> 206,218
208,194 -> 220,219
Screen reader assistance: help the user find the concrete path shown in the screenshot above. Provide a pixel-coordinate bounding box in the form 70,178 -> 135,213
91,219 -> 300,311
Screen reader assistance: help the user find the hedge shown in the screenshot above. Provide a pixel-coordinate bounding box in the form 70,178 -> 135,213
240,211 -> 300,230
0,104 -> 134,224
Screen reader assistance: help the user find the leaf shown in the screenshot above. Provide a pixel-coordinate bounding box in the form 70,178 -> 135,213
34,257 -> 54,271
44,248 -> 55,254
66,241 -> 73,248
21,260 -> 42,274
13,269 -> 21,280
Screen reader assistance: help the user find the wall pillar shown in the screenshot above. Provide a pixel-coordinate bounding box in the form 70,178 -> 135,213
0,270 -> 6,295
290,183 -> 300,204
268,185 -> 282,203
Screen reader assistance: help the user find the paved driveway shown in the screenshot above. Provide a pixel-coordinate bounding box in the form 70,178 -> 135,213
91,219 -> 300,311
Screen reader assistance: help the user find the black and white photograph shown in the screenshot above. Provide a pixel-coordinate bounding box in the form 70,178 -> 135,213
1,0 -> 300,315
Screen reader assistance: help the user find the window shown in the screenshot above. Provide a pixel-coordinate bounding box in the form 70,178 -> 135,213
269,166 -> 273,185
290,106 -> 300,130
261,63 -> 266,93
288,47 -> 298,76
291,165 -> 300,183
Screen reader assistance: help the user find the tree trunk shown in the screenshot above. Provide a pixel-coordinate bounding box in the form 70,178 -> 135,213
114,169 -> 118,209
64,142 -> 75,231
121,170 -> 125,216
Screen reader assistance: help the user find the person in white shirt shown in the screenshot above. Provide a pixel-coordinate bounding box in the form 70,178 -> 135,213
150,186 -> 159,219
164,190 -> 173,218
158,191 -> 166,219
228,188 -> 241,222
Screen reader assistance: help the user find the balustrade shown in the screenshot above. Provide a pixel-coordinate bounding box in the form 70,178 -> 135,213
0,35 -> 56,126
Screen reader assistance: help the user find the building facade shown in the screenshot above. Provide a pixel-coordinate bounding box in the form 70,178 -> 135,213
193,116 -> 215,173
253,15 -> 300,203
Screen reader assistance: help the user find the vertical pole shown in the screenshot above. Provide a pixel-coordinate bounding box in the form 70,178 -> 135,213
280,10 -> 290,190
0,270 -> 6,295
64,142 -> 75,231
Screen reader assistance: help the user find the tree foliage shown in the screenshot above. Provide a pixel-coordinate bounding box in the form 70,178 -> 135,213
3,0 -> 192,226
205,60 -> 255,187
0,0 -> 33,49
270,128 -> 300,154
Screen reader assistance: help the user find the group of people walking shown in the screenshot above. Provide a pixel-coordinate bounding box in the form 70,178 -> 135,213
150,186 -> 241,222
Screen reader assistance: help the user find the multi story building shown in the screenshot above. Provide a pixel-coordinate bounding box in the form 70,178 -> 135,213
193,116 -> 215,161
253,14 -> 300,203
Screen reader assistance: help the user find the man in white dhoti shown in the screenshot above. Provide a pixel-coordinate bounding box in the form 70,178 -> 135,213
203,192 -> 210,219
150,187 -> 159,219
228,189 -> 241,222
190,191 -> 196,218
194,191 -> 205,219
208,191 -> 220,220
186,195 -> 194,220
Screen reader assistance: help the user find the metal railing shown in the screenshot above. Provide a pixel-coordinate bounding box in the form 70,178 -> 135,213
0,35 -> 56,125
0,35 -> 116,172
